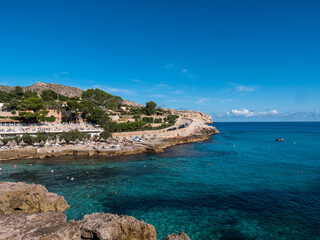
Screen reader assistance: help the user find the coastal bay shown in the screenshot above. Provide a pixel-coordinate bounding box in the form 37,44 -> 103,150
1,122 -> 320,239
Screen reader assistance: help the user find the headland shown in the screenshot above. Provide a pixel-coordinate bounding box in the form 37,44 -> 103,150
0,82 -> 218,161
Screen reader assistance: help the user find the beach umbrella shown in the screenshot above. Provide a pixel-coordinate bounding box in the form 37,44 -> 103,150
6,141 -> 12,146
99,138 -> 105,142
40,140 -> 45,146
19,140 -> 26,146
75,139 -> 80,144
60,139 -> 66,144
11,140 -> 17,146
0,140 -> 3,146
141,135 -> 145,139
45,140 -> 50,146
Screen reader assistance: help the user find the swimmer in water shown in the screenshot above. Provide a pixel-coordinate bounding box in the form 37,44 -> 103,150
67,176 -> 69,179
13,164 -> 17,169
70,177 -> 74,181
50,170 -> 54,173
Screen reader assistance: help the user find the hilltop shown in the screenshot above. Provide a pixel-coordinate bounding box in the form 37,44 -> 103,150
0,82 -> 144,107
0,82 -> 83,98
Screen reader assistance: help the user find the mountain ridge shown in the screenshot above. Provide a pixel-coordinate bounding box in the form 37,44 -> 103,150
0,81 -> 145,107
0,82 -> 83,98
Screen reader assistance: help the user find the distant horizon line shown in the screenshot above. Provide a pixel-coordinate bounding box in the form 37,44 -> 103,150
213,121 -> 320,123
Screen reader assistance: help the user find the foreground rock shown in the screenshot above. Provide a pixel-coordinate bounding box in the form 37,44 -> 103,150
0,182 -> 190,240
163,231 -> 190,240
0,182 -> 70,215
79,212 -> 157,240
0,212 -> 81,240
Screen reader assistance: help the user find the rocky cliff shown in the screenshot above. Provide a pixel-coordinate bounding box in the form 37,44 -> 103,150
0,182 -> 190,240
163,108 -> 213,124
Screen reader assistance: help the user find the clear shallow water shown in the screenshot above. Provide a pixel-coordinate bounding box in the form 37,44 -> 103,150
1,122 -> 320,240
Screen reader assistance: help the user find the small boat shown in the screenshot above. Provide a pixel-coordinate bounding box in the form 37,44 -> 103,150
275,138 -> 284,141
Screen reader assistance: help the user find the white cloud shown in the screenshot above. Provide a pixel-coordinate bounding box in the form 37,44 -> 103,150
226,82 -> 259,94
182,68 -> 188,74
131,79 -> 142,83
148,94 -> 167,98
196,98 -> 210,105
155,84 -> 173,89
236,85 -> 257,93
216,109 -> 320,120
53,72 -> 68,78
226,109 -> 279,118
93,85 -> 135,95
171,90 -> 184,94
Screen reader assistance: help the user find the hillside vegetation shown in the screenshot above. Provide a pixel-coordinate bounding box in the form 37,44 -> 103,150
0,84 -> 178,138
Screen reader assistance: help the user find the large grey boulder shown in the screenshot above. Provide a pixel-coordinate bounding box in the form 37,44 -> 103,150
163,231 -> 190,240
79,212 -> 157,240
0,182 -> 70,215
0,212 -> 81,240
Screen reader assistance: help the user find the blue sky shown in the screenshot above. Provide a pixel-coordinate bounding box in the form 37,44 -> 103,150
0,0 -> 319,121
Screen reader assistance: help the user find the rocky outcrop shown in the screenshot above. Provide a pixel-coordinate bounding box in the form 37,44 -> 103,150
0,182 -> 70,215
0,182 -> 191,240
27,82 -> 84,98
0,212 -> 81,240
122,100 -> 145,108
177,110 -> 213,124
163,231 -> 190,240
79,212 -> 157,240
0,82 -> 84,98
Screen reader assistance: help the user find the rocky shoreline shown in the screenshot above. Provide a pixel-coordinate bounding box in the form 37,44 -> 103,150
0,181 -> 190,240
0,126 -> 218,162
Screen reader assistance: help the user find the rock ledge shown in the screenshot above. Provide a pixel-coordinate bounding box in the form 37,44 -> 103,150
0,182 -> 190,240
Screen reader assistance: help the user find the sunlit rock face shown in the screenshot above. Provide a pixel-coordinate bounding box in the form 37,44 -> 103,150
0,182 -> 70,215
0,182 -> 190,240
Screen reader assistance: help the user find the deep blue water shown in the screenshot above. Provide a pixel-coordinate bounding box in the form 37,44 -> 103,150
1,122 -> 320,240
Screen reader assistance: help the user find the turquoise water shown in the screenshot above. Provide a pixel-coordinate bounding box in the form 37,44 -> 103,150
1,122 -> 320,240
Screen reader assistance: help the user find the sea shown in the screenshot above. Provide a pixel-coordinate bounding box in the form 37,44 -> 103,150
1,122 -> 320,240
